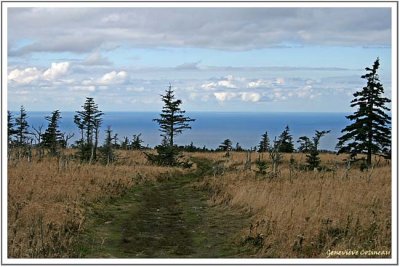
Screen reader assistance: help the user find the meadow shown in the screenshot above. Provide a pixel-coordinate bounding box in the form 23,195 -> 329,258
7,149 -> 391,258
194,152 -> 392,257
7,150 -> 182,257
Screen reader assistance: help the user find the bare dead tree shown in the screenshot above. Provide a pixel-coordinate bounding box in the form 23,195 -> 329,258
61,132 -> 75,148
269,137 -> 282,178
32,125 -> 44,159
244,150 -> 252,171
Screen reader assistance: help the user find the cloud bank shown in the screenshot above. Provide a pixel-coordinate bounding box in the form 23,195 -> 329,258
8,8 -> 391,55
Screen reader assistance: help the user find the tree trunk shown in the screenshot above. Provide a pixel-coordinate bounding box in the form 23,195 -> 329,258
94,126 -> 99,160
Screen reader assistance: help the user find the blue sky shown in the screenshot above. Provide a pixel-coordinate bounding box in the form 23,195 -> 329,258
7,7 -> 392,112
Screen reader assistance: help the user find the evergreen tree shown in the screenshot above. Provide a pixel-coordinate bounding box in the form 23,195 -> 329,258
219,139 -> 232,151
100,126 -> 116,165
15,105 -> 30,146
148,137 -> 183,166
297,136 -> 312,153
278,125 -> 294,153
258,131 -> 270,152
153,85 -> 195,147
131,134 -> 144,150
113,133 -> 119,149
185,142 -> 197,152
336,58 -> 391,167
219,139 -> 232,156
74,97 -> 104,162
235,142 -> 243,152
42,110 -> 63,156
121,136 -> 129,150
306,130 -> 330,170
148,85 -> 195,166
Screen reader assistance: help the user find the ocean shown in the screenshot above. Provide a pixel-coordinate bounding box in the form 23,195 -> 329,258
23,111 -> 350,151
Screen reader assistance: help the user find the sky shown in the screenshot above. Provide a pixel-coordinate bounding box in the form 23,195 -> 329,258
7,7 -> 392,112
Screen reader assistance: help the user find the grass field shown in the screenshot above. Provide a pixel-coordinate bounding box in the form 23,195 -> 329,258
194,152 -> 391,257
7,149 -> 391,258
7,150 -> 181,257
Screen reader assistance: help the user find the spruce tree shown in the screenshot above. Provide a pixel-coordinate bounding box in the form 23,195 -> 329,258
42,110 -> 63,156
336,58 -> 391,167
278,125 -> 294,153
74,97 -> 104,162
131,134 -> 144,150
153,85 -> 195,147
149,85 -> 195,166
100,126 -> 116,165
15,105 -> 30,146
258,131 -> 270,152
306,130 -> 330,170
219,139 -> 232,157
121,136 -> 129,150
297,136 -> 312,153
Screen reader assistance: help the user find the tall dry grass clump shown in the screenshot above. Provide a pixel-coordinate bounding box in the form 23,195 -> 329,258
197,151 -> 391,258
8,149 -> 178,258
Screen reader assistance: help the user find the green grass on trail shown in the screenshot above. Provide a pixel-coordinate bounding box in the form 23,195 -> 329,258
76,158 -> 253,258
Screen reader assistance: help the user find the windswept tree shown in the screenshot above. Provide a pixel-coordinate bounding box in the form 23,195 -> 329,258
131,134 -> 144,150
219,138 -> 233,157
297,136 -> 312,153
74,97 -> 104,162
42,110 -> 63,156
15,105 -> 30,146
278,125 -> 294,153
258,131 -> 270,153
336,58 -> 391,167
148,85 -> 195,166
306,130 -> 330,170
121,136 -> 129,150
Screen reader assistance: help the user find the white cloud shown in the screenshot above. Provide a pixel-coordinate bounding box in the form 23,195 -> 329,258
217,75 -> 237,88
201,75 -> 242,91
297,85 -> 313,98
218,80 -> 236,89
248,79 -> 274,88
214,92 -> 237,102
8,67 -> 41,84
240,92 -> 261,102
42,62 -> 70,81
99,70 -> 127,85
201,82 -> 216,91
8,61 -> 70,84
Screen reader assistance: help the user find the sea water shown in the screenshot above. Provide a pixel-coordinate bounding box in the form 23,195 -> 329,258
23,111 -> 350,151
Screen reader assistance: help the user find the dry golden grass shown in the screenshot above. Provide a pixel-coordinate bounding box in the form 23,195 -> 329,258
8,149 -> 392,258
196,151 -> 391,258
8,149 -> 179,258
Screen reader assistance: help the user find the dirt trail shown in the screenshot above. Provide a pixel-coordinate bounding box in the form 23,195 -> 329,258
78,159 -> 251,258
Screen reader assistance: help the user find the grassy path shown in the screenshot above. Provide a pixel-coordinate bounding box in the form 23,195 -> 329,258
77,159 -> 252,258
